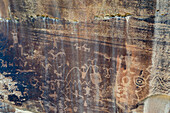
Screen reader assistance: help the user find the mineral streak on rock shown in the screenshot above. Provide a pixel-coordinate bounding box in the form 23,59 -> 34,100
0,0 -> 169,113
0,0 -> 9,18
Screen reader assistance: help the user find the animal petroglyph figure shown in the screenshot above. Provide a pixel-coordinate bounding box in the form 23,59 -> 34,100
74,43 -> 81,50
74,43 -> 90,52
82,44 -> 90,52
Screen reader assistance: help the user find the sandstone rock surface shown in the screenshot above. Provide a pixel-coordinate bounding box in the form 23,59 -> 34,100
0,0 -> 169,113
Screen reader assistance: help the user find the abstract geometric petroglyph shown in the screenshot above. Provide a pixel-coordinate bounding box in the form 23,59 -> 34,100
0,0 -> 169,113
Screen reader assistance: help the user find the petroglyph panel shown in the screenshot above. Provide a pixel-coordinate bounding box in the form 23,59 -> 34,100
0,0 -> 169,112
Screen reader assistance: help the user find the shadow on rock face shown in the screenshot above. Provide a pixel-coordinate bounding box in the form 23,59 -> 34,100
0,100 -> 16,112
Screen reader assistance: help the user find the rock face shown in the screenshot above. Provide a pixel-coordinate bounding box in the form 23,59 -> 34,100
7,0 -> 157,21
0,0 -> 9,18
0,0 -> 169,113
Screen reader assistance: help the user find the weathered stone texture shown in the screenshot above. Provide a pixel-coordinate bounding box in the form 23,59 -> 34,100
0,0 -> 169,113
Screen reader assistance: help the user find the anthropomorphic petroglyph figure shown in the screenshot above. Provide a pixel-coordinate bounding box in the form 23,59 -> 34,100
12,32 -> 18,44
